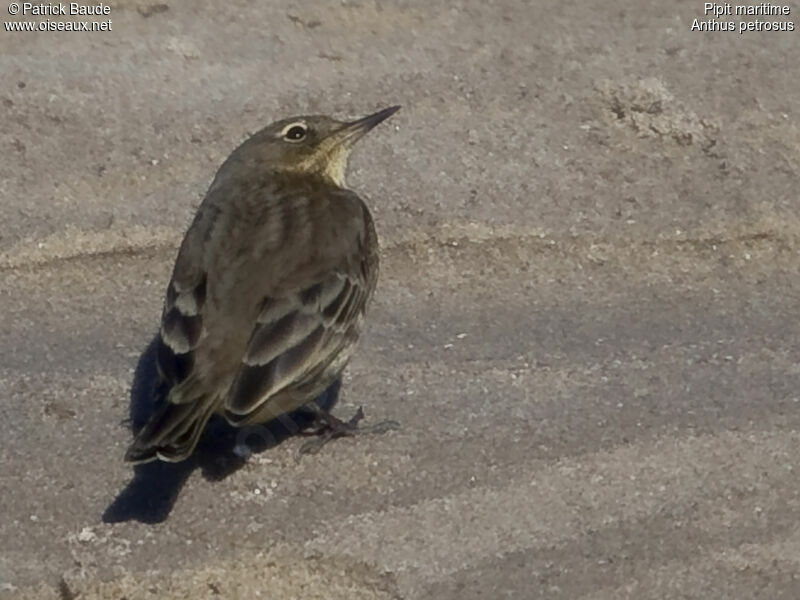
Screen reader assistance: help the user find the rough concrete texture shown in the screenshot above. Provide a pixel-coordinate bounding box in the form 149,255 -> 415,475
1,0 -> 800,598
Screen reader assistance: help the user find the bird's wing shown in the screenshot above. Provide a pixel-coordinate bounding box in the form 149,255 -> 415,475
154,204 -> 217,393
125,204 -> 217,462
224,192 -> 376,422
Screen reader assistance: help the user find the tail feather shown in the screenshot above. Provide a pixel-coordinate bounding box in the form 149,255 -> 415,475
125,398 -> 216,464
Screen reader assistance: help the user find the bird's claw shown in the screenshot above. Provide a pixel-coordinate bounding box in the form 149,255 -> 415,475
295,406 -> 399,459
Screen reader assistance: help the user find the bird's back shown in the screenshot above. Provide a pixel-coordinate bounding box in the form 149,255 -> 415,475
127,169 -> 378,463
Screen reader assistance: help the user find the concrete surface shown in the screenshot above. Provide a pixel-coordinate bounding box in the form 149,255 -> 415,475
2,0 -> 800,598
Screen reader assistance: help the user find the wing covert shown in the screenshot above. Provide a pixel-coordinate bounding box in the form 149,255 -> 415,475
224,269 -> 368,419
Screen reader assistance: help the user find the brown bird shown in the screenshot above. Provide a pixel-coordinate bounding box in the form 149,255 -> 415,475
125,106 -> 401,463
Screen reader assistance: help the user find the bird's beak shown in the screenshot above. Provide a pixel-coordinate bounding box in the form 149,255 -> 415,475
313,106 -> 400,186
331,105 -> 401,147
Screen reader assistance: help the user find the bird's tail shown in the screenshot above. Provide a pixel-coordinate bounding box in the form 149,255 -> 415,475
125,396 -> 216,464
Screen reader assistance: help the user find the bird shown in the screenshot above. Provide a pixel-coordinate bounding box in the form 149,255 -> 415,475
125,106 -> 401,463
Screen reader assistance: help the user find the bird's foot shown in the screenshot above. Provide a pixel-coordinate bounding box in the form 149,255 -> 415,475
297,406 -> 399,457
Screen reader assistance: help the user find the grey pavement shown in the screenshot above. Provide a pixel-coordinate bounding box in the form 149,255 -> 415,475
1,1 -> 800,598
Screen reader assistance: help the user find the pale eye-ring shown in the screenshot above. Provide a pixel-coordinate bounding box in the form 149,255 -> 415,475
281,122 -> 307,142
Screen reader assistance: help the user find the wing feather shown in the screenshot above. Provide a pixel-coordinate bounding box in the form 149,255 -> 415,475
224,270 -> 368,418
155,274 -> 208,390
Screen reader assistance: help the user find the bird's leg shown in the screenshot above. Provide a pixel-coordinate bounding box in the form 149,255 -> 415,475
297,403 -> 400,456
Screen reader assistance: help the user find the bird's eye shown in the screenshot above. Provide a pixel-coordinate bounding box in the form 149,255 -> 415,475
282,123 -> 307,142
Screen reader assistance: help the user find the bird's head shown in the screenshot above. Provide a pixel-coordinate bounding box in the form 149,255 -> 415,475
246,106 -> 400,187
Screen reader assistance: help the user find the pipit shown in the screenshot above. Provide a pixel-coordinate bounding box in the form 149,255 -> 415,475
125,106 -> 401,463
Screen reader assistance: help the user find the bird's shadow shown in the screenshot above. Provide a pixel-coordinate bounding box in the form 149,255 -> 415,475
103,335 -> 339,524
